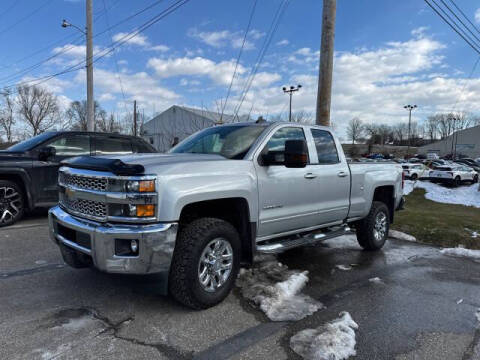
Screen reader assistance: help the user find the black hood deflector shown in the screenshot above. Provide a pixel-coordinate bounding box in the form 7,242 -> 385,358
61,156 -> 145,176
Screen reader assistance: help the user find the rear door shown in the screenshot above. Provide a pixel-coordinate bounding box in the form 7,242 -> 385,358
308,128 -> 350,224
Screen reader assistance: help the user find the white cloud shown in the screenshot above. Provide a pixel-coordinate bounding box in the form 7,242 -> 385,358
475,8 -> 480,23
99,93 -> 115,101
74,68 -> 180,111
111,32 -> 169,52
276,39 -> 289,46
189,28 -> 264,50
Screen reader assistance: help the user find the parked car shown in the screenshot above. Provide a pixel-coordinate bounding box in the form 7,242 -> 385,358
455,159 -> 480,172
429,165 -> 478,186
426,152 -> 440,160
0,131 -> 156,226
49,122 -> 404,309
402,163 -> 429,180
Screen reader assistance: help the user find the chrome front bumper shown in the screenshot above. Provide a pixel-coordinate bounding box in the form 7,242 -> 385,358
48,205 -> 178,274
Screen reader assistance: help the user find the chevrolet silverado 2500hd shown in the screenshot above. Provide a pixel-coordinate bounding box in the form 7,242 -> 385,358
49,122 -> 404,309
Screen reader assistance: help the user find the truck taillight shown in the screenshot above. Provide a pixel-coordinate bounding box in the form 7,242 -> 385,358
402,172 -> 405,189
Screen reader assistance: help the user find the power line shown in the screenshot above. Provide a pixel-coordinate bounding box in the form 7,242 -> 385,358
424,0 -> 480,55
0,1 -> 20,21
2,0 -> 191,92
446,0 -> 480,35
233,0 -> 291,119
219,0 -> 258,122
438,0 -> 480,45
0,0 -> 52,37
0,0 -> 168,87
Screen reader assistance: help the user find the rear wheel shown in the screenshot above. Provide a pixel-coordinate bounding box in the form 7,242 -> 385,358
0,180 -> 24,227
454,176 -> 461,187
169,217 -> 240,309
473,174 -> 478,183
411,173 -> 418,181
356,201 -> 389,251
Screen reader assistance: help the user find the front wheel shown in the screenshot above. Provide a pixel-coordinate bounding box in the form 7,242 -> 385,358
454,176 -> 461,187
411,173 -> 418,181
0,180 -> 24,227
356,201 -> 390,251
473,175 -> 478,184
169,217 -> 240,309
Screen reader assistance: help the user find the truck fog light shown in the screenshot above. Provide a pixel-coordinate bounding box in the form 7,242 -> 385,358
126,181 -> 140,192
136,204 -> 155,217
130,240 -> 139,253
127,204 -> 137,216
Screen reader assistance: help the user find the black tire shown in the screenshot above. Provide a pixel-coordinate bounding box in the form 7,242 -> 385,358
411,173 -> 418,181
356,201 -> 390,251
473,175 -> 478,184
59,244 -> 92,268
454,176 -> 461,187
0,180 -> 25,227
169,217 -> 241,309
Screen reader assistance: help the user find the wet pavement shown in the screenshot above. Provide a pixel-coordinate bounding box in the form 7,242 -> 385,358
1,213 -> 480,359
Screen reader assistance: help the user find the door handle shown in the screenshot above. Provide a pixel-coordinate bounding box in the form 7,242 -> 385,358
337,171 -> 348,178
304,173 -> 317,179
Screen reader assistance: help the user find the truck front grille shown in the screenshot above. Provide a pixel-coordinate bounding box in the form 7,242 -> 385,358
59,172 -> 108,192
60,197 -> 107,220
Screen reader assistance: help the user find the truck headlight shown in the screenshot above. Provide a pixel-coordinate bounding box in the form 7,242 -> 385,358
126,180 -> 155,192
126,204 -> 155,217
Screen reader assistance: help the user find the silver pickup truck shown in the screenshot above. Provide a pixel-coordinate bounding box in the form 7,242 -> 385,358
49,122 -> 404,309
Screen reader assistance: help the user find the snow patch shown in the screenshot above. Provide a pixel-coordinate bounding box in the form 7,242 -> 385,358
290,311 -> 358,360
369,277 -> 383,284
403,180 -> 480,208
476,309 -> 480,323
389,230 -> 416,242
323,235 -> 361,250
440,247 -> 480,261
456,299 -> 463,305
236,260 -> 322,321
335,265 -> 352,271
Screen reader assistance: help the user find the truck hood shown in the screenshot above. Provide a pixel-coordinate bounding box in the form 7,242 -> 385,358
111,153 -> 227,168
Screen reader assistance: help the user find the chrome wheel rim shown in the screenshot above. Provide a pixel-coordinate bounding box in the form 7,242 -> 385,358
373,212 -> 387,242
0,186 -> 22,224
198,238 -> 233,292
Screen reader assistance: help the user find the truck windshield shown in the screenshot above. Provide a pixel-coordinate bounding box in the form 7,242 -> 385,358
170,125 -> 266,159
7,132 -> 57,152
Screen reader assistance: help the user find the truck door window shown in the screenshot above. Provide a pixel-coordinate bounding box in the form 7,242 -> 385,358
264,127 -> 307,163
95,136 -> 132,155
311,129 -> 339,164
47,135 -> 91,156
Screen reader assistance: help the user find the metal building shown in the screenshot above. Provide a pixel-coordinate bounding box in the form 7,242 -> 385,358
142,105 -> 249,152
418,124 -> 480,158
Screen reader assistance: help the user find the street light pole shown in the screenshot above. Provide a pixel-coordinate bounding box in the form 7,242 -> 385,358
282,85 -> 302,122
61,0 -> 94,131
86,0 -> 94,132
404,104 -> 417,157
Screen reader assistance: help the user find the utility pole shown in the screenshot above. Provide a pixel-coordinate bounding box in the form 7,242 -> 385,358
282,85 -> 302,122
133,100 -> 137,136
404,104 -> 417,157
86,0 -> 94,131
316,0 -> 337,126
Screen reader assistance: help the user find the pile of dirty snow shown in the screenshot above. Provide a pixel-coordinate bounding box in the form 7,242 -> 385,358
440,247 -> 480,261
236,259 -> 322,321
403,180 -> 480,208
389,230 -> 416,242
290,312 -> 358,360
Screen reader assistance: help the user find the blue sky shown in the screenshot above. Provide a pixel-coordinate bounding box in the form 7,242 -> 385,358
1,0 -> 480,138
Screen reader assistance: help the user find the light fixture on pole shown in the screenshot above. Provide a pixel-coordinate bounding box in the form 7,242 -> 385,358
61,0 -> 94,131
283,84 -> 302,122
404,104 -> 417,156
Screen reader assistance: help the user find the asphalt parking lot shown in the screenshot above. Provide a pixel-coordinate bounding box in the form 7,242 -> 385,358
2,212 -> 480,360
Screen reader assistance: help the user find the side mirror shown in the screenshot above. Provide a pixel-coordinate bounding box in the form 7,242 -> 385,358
38,146 -> 56,161
284,139 -> 308,168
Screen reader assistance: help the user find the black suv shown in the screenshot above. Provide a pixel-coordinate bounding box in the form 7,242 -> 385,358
0,131 -> 156,226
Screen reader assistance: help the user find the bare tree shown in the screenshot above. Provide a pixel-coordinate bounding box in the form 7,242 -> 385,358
97,112 -> 121,133
66,100 -> 105,131
0,88 -> 15,142
16,85 -> 59,136
424,115 -> 439,141
346,117 -> 363,144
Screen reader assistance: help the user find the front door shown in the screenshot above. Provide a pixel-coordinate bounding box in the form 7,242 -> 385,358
255,126 -> 322,238
31,134 -> 92,205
